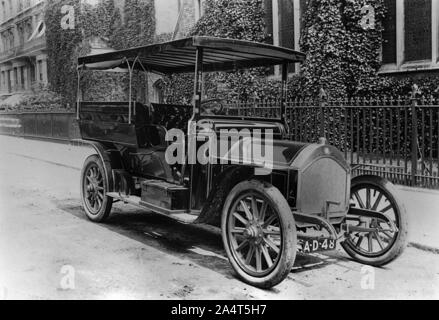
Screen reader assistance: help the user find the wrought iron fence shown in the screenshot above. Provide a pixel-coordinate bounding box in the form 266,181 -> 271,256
0,112 -> 80,142
1,92 -> 439,189
224,93 -> 439,189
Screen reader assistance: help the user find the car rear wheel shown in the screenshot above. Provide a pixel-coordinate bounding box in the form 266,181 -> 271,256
342,176 -> 408,266
221,180 -> 297,289
81,155 -> 113,222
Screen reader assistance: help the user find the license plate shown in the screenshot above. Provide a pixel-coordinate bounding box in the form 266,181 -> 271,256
300,238 -> 336,253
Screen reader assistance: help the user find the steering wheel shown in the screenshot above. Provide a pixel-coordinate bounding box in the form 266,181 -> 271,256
201,99 -> 225,116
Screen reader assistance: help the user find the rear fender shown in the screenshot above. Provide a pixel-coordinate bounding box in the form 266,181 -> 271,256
81,140 -> 125,193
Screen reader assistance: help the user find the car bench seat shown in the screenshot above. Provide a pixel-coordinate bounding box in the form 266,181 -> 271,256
151,103 -> 193,132
78,101 -> 166,149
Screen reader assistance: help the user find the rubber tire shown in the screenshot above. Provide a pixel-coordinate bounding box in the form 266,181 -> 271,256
342,176 -> 409,266
80,155 -> 113,223
221,180 -> 297,289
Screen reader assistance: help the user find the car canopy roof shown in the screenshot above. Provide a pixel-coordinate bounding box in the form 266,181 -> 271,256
77,36 -> 306,74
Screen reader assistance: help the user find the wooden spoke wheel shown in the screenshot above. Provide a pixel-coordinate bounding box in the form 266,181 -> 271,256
342,176 -> 408,266
81,155 -> 113,222
222,180 -> 297,289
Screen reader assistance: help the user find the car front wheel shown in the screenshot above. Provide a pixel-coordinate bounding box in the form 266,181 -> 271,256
342,176 -> 408,266
221,180 -> 297,289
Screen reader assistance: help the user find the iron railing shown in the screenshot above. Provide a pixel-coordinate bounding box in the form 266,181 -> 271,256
1,90 -> 439,189
0,111 -> 79,142
223,92 -> 439,189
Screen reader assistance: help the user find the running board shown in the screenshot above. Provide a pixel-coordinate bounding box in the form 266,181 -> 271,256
106,192 -> 197,224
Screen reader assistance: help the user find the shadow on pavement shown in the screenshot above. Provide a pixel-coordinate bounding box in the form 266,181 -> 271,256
55,199 -> 350,286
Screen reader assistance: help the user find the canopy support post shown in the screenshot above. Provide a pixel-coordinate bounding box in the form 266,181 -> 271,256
281,62 -> 289,136
186,47 -> 204,212
76,68 -> 81,120
136,58 -> 151,105
127,58 -> 135,124
193,47 -> 204,118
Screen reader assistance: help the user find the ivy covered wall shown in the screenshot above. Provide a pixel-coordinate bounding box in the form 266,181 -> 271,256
162,0 -> 274,103
161,0 -> 438,102
43,0 -> 439,107
45,0 -> 155,105
45,0 -> 82,106
300,0 -> 387,98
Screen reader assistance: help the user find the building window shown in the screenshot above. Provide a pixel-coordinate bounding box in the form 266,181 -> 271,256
404,0 -> 432,62
8,29 -> 14,49
7,70 -> 11,92
20,66 -> 25,89
279,0 -> 295,72
37,60 -> 43,81
382,0 -> 397,64
381,0 -> 436,71
1,32 -> 6,51
2,2 -> 6,21
279,0 -> 295,50
1,71 -> 5,90
30,64 -> 36,83
264,0 -> 274,44
267,0 -> 300,74
18,24 -> 25,46
14,67 -> 18,88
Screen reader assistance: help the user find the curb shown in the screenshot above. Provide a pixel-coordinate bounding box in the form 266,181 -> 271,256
399,186 -> 439,196
8,153 -> 82,171
408,242 -> 439,255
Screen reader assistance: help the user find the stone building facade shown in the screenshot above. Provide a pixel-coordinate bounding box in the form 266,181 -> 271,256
0,0 -> 47,100
155,0 -> 438,77
1,0 -> 434,104
261,0 -> 438,76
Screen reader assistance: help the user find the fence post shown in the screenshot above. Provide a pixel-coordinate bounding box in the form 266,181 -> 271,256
319,88 -> 327,139
411,84 -> 420,186
51,113 -> 54,139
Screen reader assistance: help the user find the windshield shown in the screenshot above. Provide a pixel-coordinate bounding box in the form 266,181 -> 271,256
200,97 -> 281,119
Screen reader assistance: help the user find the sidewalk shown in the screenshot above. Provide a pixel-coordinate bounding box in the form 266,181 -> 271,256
0,135 -> 438,252
399,187 -> 439,252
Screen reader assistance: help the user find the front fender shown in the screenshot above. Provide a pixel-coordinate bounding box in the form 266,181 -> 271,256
196,166 -> 254,226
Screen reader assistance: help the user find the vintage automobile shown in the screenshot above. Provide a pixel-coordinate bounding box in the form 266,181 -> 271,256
76,36 -> 408,289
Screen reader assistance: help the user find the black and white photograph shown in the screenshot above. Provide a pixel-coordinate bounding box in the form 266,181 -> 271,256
0,0 -> 438,303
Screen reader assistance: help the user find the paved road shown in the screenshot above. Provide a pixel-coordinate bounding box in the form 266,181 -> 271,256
0,137 -> 438,299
